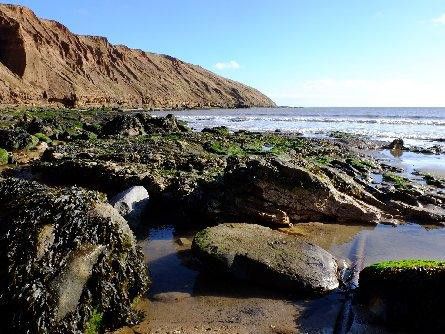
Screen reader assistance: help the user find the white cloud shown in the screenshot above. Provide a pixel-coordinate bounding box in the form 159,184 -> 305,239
432,13 -> 445,25
269,78 -> 445,107
214,60 -> 240,70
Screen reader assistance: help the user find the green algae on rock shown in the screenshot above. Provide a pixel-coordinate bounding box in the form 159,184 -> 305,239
2,111 -> 444,226
34,132 -> 52,143
382,172 -> 411,189
421,173 -> 445,188
366,259 -> 445,271
0,148 -> 8,165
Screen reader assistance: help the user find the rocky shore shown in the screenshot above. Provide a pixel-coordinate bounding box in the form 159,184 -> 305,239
0,108 -> 444,333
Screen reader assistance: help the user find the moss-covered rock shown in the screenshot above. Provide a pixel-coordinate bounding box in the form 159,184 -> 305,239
101,113 -> 190,137
382,172 -> 411,189
422,173 -> 445,188
34,132 -> 52,143
0,148 -> 8,165
358,259 -> 445,332
202,126 -> 230,136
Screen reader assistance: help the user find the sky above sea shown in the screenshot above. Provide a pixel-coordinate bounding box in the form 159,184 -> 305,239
4,0 -> 445,107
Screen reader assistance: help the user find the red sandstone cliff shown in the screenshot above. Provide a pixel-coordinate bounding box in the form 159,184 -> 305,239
0,4 -> 275,109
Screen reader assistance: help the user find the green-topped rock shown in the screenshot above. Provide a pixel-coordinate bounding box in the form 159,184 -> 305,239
192,223 -> 341,294
0,148 -> 8,165
358,259 -> 445,332
34,132 -> 52,143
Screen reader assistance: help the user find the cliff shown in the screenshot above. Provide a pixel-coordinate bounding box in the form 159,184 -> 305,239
0,4 -> 275,109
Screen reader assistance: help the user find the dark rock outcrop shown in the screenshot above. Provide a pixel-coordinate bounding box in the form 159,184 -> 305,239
0,177 -> 149,333
101,113 -> 190,137
221,158 -> 386,224
192,223 -> 341,294
0,128 -> 37,150
384,138 -> 405,151
357,260 -> 445,332
15,114 -> 442,226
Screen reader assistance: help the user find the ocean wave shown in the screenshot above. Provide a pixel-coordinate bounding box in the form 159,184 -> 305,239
179,115 -> 445,126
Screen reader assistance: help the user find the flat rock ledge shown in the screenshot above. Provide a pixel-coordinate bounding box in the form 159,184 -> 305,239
0,177 -> 150,333
357,260 -> 445,332
192,223 -> 340,294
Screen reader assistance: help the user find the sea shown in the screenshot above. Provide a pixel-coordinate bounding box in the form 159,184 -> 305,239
154,107 -> 445,148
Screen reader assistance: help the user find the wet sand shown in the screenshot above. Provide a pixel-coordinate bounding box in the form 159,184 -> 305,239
130,227 -> 302,334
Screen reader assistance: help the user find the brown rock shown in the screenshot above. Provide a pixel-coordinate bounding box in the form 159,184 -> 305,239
0,5 -> 275,109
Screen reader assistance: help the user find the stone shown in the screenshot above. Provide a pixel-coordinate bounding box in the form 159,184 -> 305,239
177,237 -> 192,247
54,244 -> 106,321
385,138 -> 405,150
35,141 -> 49,153
257,208 -> 292,227
110,185 -> 150,227
0,177 -> 150,333
222,158 -> 385,224
358,260 -> 445,332
0,128 -> 36,150
192,223 -> 340,294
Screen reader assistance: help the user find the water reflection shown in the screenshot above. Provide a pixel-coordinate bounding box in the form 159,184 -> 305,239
332,223 -> 445,268
136,222 -> 445,333
389,149 -> 403,158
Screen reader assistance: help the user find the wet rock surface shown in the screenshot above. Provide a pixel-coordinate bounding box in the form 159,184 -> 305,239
192,223 -> 341,294
0,111 -> 437,228
0,109 -> 444,333
0,177 -> 149,333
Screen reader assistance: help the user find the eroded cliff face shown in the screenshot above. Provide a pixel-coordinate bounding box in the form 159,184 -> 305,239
0,4 -> 276,109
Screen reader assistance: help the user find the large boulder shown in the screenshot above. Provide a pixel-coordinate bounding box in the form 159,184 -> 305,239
222,158 -> 385,224
0,177 -> 150,333
110,186 -> 150,227
192,223 -> 341,294
358,260 -> 445,332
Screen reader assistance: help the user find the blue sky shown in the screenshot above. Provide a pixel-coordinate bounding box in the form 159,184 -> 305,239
5,0 -> 445,106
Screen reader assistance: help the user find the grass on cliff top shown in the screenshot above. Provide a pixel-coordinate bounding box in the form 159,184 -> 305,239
368,259 -> 445,271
